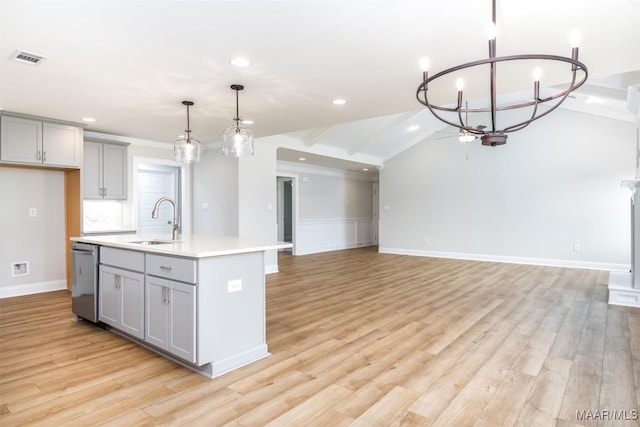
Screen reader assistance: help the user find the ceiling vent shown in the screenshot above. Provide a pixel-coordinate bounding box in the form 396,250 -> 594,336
12,49 -> 47,65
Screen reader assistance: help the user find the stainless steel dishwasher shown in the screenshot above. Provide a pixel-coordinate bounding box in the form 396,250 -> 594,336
71,242 -> 99,322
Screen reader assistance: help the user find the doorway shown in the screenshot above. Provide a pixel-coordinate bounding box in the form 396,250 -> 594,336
137,164 -> 181,236
276,175 -> 297,254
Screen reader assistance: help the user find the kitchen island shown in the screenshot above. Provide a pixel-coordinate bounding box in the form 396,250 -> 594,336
71,234 -> 291,379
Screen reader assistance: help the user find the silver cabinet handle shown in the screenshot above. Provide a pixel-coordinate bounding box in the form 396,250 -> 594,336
161,286 -> 170,305
159,266 -> 172,271
43,151 -> 47,162
37,150 -> 42,161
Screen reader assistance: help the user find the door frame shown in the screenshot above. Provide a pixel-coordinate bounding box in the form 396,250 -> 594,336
276,173 -> 298,255
132,156 -> 192,235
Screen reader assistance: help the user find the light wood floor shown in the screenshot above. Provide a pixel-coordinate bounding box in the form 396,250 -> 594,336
1,247 -> 639,426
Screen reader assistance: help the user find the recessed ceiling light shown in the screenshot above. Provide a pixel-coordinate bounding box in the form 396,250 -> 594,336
242,119 -> 254,125
230,57 -> 251,67
298,157 -> 306,161
407,124 -> 420,132
332,99 -> 347,105
363,168 -> 369,171
585,96 -> 603,104
82,117 -> 96,122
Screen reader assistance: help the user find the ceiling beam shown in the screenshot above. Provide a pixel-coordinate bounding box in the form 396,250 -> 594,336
302,126 -> 331,147
347,111 -> 423,156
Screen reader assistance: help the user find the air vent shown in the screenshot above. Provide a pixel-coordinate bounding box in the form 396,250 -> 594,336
13,49 -> 47,65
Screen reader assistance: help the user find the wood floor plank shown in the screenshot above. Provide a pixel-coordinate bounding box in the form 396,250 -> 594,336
1,247 -> 638,426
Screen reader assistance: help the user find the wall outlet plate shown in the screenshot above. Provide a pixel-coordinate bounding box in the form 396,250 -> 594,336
11,261 -> 29,277
228,279 -> 242,293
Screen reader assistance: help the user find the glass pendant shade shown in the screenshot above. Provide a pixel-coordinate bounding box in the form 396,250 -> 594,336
222,124 -> 254,157
174,132 -> 202,163
174,100 -> 201,163
222,84 -> 254,157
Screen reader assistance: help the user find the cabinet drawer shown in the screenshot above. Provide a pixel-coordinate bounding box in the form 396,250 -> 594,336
146,254 -> 196,284
100,247 -> 145,272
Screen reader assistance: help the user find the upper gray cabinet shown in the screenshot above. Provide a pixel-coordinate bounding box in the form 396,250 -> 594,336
0,115 -> 83,168
83,140 -> 127,200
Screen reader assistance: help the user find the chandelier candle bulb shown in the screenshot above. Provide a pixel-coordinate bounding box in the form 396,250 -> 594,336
419,57 -> 430,72
486,22 -> 497,40
570,30 -> 581,48
533,67 -> 542,82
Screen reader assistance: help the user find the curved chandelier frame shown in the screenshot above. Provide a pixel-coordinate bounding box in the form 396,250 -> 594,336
416,0 -> 588,146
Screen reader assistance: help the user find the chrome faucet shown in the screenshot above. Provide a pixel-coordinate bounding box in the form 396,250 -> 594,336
151,196 -> 180,240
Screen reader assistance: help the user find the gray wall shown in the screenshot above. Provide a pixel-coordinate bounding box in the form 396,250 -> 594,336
193,149 -> 239,235
380,109 -> 635,270
297,172 -> 373,220
0,167 -> 66,296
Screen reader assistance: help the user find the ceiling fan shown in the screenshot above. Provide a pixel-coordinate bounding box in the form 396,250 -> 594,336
434,101 -> 486,142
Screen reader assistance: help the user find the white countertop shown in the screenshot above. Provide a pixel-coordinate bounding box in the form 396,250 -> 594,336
71,234 -> 292,258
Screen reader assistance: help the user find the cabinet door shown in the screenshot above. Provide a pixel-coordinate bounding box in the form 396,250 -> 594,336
119,269 -> 145,339
42,122 -> 82,167
145,276 -> 196,362
99,265 -> 120,328
102,143 -> 127,199
83,141 -> 103,199
145,276 -> 169,349
167,280 -> 196,362
0,116 -> 41,164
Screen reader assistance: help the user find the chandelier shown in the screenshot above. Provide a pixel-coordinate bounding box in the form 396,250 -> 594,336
174,100 -> 201,163
416,0 -> 588,146
222,84 -> 254,157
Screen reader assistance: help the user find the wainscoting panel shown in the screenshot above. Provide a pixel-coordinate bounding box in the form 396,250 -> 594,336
297,218 -> 373,255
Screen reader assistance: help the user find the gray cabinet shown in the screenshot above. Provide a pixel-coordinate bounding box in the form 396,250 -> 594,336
99,247 -> 144,339
83,141 -> 127,199
0,115 -> 82,168
145,276 -> 196,362
99,265 -> 144,339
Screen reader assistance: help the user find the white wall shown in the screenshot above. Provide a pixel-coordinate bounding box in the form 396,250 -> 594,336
193,148 -> 239,235
0,167 -> 66,297
380,109 -> 635,271
277,162 -> 376,254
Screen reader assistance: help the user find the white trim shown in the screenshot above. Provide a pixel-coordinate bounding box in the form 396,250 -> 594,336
84,131 -> 172,149
378,247 -> 630,272
297,218 -> 374,255
276,172 -> 299,256
265,264 -> 279,274
0,280 -> 67,298
278,160 -> 377,182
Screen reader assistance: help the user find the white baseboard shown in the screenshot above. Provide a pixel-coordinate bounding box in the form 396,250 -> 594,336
296,241 -> 374,256
0,280 -> 67,299
265,264 -> 279,275
608,271 -> 640,308
378,247 -> 630,272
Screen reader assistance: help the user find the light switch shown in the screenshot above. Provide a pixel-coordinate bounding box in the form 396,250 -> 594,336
29,208 -> 37,217
201,202 -> 209,212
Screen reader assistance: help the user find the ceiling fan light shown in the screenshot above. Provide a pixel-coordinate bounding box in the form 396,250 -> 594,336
458,132 -> 476,143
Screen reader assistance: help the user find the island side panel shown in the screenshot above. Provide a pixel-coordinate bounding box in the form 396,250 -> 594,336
197,251 -> 267,370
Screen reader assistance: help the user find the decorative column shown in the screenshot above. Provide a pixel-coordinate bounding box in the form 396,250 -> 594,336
609,180 -> 640,306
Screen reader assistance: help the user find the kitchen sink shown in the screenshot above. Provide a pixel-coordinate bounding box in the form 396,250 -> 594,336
129,240 -> 183,245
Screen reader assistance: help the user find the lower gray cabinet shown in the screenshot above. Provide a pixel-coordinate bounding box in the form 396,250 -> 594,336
99,265 -> 144,339
145,275 -> 196,363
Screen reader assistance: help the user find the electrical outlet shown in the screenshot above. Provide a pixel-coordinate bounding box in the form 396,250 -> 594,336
227,279 -> 242,293
29,208 -> 37,217
11,261 -> 29,277
423,236 -> 430,244
573,243 -> 581,252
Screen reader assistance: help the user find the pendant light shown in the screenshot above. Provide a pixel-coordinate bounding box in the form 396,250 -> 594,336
174,100 -> 201,163
222,84 -> 254,157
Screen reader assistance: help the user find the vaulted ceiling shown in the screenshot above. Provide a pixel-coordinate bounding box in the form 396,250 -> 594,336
1,0 -> 639,169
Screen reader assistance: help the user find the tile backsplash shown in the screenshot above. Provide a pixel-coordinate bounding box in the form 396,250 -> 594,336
83,200 -> 124,232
